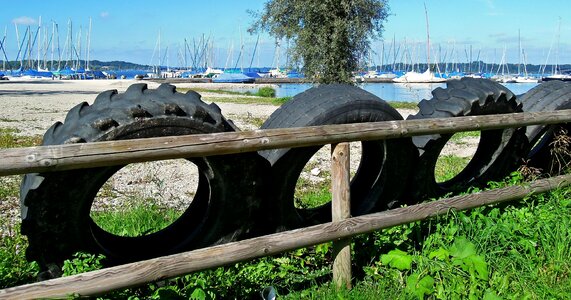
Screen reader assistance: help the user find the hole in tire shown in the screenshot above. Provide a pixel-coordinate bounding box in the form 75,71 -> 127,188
90,159 -> 198,237
435,131 -> 480,183
294,142 -> 362,210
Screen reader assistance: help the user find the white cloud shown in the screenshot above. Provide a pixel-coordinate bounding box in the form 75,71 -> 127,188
12,16 -> 37,25
100,11 -> 110,19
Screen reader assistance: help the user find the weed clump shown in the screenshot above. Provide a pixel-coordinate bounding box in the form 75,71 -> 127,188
549,128 -> 571,175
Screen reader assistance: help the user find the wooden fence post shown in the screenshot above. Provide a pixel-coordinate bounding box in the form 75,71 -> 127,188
331,143 -> 352,289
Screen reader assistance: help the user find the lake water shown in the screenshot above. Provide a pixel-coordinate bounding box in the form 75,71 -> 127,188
268,82 -> 539,103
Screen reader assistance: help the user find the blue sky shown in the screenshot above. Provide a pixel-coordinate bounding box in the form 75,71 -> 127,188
1,0 -> 570,68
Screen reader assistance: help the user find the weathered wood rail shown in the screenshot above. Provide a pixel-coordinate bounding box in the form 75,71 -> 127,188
1,110 -> 570,176
0,110 -> 570,298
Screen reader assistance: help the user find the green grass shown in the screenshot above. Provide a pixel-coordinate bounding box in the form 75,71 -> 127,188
177,86 -> 291,106
2,177 -> 570,298
282,281 -> 403,299
206,96 -> 290,106
387,101 -> 418,110
247,116 -> 266,128
435,155 -> 471,182
0,128 -> 42,148
0,176 -> 20,202
0,223 -> 39,289
449,130 -> 481,143
0,126 -> 42,289
294,176 -> 332,209
90,201 -> 183,237
182,87 -> 277,98
284,183 -> 571,299
0,118 -> 18,123
177,87 -> 247,96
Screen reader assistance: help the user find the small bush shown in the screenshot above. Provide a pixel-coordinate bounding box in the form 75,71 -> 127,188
62,252 -> 105,276
256,87 -> 276,98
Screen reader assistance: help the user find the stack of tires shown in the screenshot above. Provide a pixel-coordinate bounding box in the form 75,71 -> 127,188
19,79 -> 570,279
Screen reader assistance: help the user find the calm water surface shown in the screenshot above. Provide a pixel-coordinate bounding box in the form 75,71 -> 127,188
269,82 -> 539,102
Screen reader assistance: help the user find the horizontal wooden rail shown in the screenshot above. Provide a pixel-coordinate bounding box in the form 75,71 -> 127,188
2,173 -> 570,299
1,110 -> 570,176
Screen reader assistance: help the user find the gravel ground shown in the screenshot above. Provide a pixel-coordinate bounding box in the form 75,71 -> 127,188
0,79 -> 476,234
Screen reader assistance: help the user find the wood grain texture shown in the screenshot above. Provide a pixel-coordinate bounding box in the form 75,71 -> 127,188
2,173 -> 570,299
1,110 -> 570,176
331,143 -> 352,289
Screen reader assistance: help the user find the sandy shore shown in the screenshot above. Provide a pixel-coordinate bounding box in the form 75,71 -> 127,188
0,79 -> 280,136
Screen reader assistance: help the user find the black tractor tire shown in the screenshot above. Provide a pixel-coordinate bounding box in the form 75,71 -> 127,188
20,83 -> 267,278
406,77 -> 528,202
259,84 -> 417,231
518,80 -> 571,174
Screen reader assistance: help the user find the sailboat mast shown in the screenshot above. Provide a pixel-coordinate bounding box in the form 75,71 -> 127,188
183,38 -> 188,69
518,29 -> 521,75
66,27 -> 72,69
51,22 -> 55,70
42,25 -> 48,69
15,24 -> 21,68
2,26 -> 6,70
424,3 -> 431,70
37,16 -> 41,70
249,34 -> 260,70
555,17 -> 561,74
380,41 -> 384,72
87,17 -> 92,71
56,23 -> 61,70
76,25 -> 82,70
469,44 -> 472,73
394,35 -> 400,71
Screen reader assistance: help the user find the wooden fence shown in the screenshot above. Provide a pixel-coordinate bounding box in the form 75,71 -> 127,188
0,110 -> 570,298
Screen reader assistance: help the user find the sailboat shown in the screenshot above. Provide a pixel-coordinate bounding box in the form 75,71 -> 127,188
491,45 -> 516,83
542,18 -> 571,81
514,29 -> 538,83
392,68 -> 445,83
393,4 -> 445,83
514,50 -> 538,82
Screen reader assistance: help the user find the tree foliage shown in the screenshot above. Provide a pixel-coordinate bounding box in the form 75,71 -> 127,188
249,0 -> 390,84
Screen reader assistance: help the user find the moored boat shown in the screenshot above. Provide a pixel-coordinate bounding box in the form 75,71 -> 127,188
393,69 -> 446,83
514,76 -> 539,83
542,71 -> 571,82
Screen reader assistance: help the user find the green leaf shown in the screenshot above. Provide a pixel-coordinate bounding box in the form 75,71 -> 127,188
381,249 -> 413,271
406,273 -> 434,300
428,247 -> 450,261
450,237 -> 477,259
190,288 -> 207,300
466,255 -> 489,280
483,289 -> 503,300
